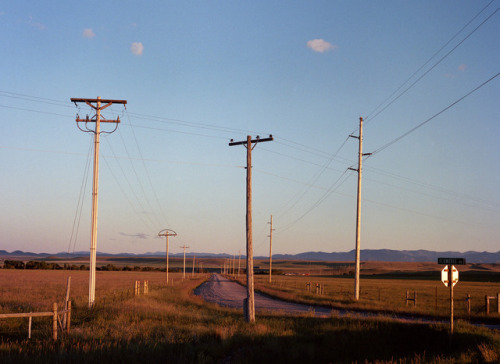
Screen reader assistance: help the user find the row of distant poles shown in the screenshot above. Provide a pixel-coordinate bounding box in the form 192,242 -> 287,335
71,97 -> 367,322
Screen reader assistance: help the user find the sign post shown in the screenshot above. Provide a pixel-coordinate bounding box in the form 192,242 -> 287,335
439,258 -> 464,340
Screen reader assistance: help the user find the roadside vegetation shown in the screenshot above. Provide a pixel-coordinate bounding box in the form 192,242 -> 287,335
231,270 -> 500,325
0,270 -> 499,363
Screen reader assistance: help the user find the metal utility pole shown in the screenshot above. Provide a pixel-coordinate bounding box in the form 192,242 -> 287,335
158,229 -> 177,285
180,245 -> 189,279
348,117 -> 370,301
229,135 -> 273,323
71,96 -> 127,308
268,215 -> 274,283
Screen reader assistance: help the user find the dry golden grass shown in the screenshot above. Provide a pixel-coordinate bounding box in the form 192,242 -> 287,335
0,270 -> 499,363
0,270 -> 196,312
234,273 -> 500,321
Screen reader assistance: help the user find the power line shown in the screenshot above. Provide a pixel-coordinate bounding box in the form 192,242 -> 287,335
0,103 -> 71,118
274,136 -> 350,220
369,72 -> 499,156
100,151 -> 157,232
276,169 -> 353,233
365,4 -> 499,124
0,90 -> 73,108
124,110 -> 171,227
114,128 -> 164,228
363,166 -> 500,213
102,138 -> 158,232
126,111 -> 265,136
67,136 -> 93,253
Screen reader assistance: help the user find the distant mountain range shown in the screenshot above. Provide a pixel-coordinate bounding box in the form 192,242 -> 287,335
1,249 -> 499,263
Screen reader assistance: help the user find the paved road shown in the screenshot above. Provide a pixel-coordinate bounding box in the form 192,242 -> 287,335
194,274 -> 333,316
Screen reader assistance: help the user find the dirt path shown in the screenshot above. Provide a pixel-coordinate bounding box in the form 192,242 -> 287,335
194,274 -> 333,316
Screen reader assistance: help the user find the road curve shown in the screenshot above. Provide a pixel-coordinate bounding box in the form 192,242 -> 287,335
194,274 -> 333,316
195,274 -> 500,330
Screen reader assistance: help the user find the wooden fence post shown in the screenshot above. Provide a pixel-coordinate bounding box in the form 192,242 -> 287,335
466,294 -> 471,315
406,290 -> 416,307
52,303 -> 58,341
28,313 -> 32,339
66,301 -> 71,334
486,295 -> 493,314
62,276 -> 71,328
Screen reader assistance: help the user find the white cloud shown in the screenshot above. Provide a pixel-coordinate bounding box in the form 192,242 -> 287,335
458,64 -> 467,72
307,39 -> 337,53
130,42 -> 144,56
82,28 -> 95,38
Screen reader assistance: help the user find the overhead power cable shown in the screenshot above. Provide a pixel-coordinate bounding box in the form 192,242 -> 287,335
124,110 -> 170,227
274,136 -> 350,220
102,138 -> 158,232
365,3 -> 499,125
67,136 -> 93,253
276,169 -> 353,233
101,151 -> 157,233
369,72 -> 499,156
0,90 -> 73,108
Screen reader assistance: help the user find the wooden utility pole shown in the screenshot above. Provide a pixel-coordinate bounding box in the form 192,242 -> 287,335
180,245 -> 189,279
348,117 -> 370,301
268,215 -> 274,283
229,135 -> 273,323
71,96 -> 126,308
158,229 -> 177,285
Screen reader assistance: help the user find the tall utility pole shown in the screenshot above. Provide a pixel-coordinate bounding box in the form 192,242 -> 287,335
71,96 -> 127,308
348,117 -> 370,301
180,245 -> 189,279
268,215 -> 274,284
229,135 -> 273,323
158,229 -> 177,285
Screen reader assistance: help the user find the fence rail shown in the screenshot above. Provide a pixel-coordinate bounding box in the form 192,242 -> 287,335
0,301 -> 71,340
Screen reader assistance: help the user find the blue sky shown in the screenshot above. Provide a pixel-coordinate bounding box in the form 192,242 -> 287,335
1,1 -> 499,257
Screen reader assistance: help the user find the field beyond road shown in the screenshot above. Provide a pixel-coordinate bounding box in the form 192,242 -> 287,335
0,269 -> 499,363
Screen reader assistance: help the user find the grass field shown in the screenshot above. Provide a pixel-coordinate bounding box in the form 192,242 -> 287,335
242,274 -> 500,323
0,269 -> 499,363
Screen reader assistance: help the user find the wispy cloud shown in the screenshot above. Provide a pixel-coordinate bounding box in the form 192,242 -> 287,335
307,39 -> 337,53
458,64 -> 467,72
82,28 -> 95,38
119,232 -> 149,239
28,15 -> 46,30
130,42 -> 144,56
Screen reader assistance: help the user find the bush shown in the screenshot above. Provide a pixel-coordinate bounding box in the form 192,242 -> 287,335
3,260 -> 25,269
